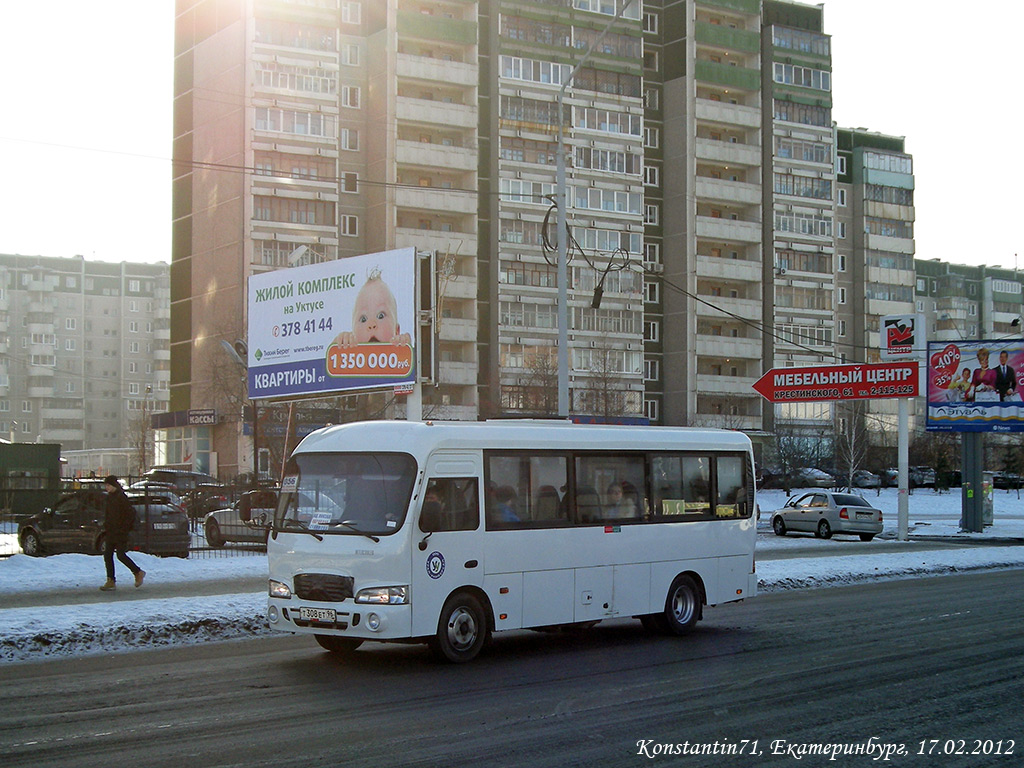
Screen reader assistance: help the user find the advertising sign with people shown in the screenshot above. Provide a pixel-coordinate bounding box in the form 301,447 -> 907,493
247,248 -> 416,399
926,340 -> 1024,432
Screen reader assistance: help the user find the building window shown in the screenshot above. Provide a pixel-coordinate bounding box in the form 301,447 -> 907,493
643,320 -> 660,342
341,215 -> 358,236
838,320 -> 846,336
644,359 -> 660,381
342,44 -> 360,67
341,85 -> 360,108
129,383 -> 140,395
644,204 -> 659,225
644,242 -> 661,266
65,318 -> 76,330
341,172 -> 358,193
644,281 -> 660,303
341,1 -> 361,25
341,128 -> 359,151
838,287 -> 846,304
837,188 -> 847,207
644,398 -> 659,421
643,12 -> 658,34
643,126 -> 660,149
838,254 -> 847,272
837,156 -> 847,175
838,222 -> 847,239
129,342 -> 140,353
643,165 -> 659,186
643,87 -> 659,110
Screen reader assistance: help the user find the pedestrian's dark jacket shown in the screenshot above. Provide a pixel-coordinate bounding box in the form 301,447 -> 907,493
104,488 -> 136,546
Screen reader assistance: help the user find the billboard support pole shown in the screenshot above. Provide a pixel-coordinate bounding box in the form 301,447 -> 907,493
897,397 -> 909,541
962,432 -> 984,533
407,383 -> 422,422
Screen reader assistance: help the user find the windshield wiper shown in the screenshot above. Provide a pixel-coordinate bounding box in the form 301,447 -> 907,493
328,520 -> 380,543
278,518 -> 323,541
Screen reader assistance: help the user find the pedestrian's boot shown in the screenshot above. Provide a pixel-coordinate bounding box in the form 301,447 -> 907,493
99,579 -> 116,591
134,570 -> 146,588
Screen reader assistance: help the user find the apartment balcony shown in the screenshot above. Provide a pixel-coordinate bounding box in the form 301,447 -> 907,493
396,139 -> 476,172
696,255 -> 761,283
695,99 -> 761,129
395,186 -> 477,216
439,275 -> 478,300
695,216 -> 761,243
437,317 -> 477,343
396,97 -> 477,129
42,407 -> 85,420
153,348 -> 171,362
694,137 -> 760,167
695,335 -> 761,359
396,53 -> 477,87
865,233 -> 915,255
29,385 -> 56,398
695,295 -> 761,322
693,413 -> 762,432
438,361 -> 478,386
251,175 -> 338,201
395,228 -> 477,253
696,374 -> 759,396
154,327 -> 171,341
695,177 -> 761,206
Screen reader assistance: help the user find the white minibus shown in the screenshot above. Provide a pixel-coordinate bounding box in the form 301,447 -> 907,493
265,420 -> 757,662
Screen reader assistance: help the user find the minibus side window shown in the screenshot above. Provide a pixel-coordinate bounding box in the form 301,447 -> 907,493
419,478 -> 479,532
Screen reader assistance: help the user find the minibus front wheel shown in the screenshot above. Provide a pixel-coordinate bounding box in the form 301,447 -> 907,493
432,591 -> 489,663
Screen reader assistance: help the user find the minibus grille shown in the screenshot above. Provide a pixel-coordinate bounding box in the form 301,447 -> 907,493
294,573 -> 354,602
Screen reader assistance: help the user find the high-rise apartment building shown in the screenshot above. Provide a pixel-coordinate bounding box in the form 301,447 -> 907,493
760,0 -> 835,435
173,0 -> 918,476
834,127 -> 916,435
0,254 -> 170,455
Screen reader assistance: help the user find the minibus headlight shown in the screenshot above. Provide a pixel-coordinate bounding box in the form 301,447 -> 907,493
355,586 -> 408,605
269,579 -> 292,599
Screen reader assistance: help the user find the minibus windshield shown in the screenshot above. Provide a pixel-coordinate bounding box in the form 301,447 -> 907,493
276,453 -> 417,536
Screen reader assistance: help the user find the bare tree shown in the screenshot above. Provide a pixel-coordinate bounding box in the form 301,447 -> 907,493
833,401 -> 871,490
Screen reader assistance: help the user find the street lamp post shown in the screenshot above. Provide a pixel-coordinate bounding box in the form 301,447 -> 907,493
554,0 -> 637,417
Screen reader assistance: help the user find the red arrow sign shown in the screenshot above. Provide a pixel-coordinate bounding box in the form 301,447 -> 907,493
753,362 -> 919,403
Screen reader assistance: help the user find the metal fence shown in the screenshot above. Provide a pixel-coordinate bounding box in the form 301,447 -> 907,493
0,479 -> 269,560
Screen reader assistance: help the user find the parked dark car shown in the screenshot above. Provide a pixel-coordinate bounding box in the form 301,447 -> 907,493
184,483 -> 230,520
18,489 -> 190,558
141,467 -> 222,494
993,472 -> 1024,490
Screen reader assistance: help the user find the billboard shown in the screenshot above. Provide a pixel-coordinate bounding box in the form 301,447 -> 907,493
926,340 -> 1024,432
753,362 -> 918,403
247,248 -> 416,400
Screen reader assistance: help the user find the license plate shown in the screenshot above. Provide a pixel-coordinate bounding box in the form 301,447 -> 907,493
153,523 -> 177,530
856,512 -> 873,519
300,607 -> 336,623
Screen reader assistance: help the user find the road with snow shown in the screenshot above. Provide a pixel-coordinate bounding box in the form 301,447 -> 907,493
2,569 -> 1021,768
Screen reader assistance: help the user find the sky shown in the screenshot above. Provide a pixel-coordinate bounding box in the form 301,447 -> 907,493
0,1 -> 1020,270
2,487 -> 1023,663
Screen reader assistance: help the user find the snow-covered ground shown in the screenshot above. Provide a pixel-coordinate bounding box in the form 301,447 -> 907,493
1,488 -> 1022,665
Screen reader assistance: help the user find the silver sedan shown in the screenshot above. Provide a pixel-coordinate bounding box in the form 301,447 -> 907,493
770,491 -> 883,541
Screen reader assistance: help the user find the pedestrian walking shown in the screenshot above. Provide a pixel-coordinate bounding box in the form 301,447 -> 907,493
99,475 -> 145,591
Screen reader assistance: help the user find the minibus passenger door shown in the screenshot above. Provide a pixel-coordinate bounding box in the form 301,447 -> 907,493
411,466 -> 483,637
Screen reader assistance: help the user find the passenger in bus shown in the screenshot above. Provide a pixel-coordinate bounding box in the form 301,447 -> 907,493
605,482 -> 639,518
418,485 -> 444,530
490,485 -> 521,524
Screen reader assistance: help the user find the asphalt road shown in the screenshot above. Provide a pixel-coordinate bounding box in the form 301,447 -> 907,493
2,569 -> 1021,768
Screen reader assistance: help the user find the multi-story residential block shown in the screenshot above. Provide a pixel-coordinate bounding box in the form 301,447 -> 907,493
0,254 -> 170,457
915,259 -> 1023,343
173,0 -> 929,476
835,127 -> 916,435
761,0 -> 836,434
659,0 -> 765,431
